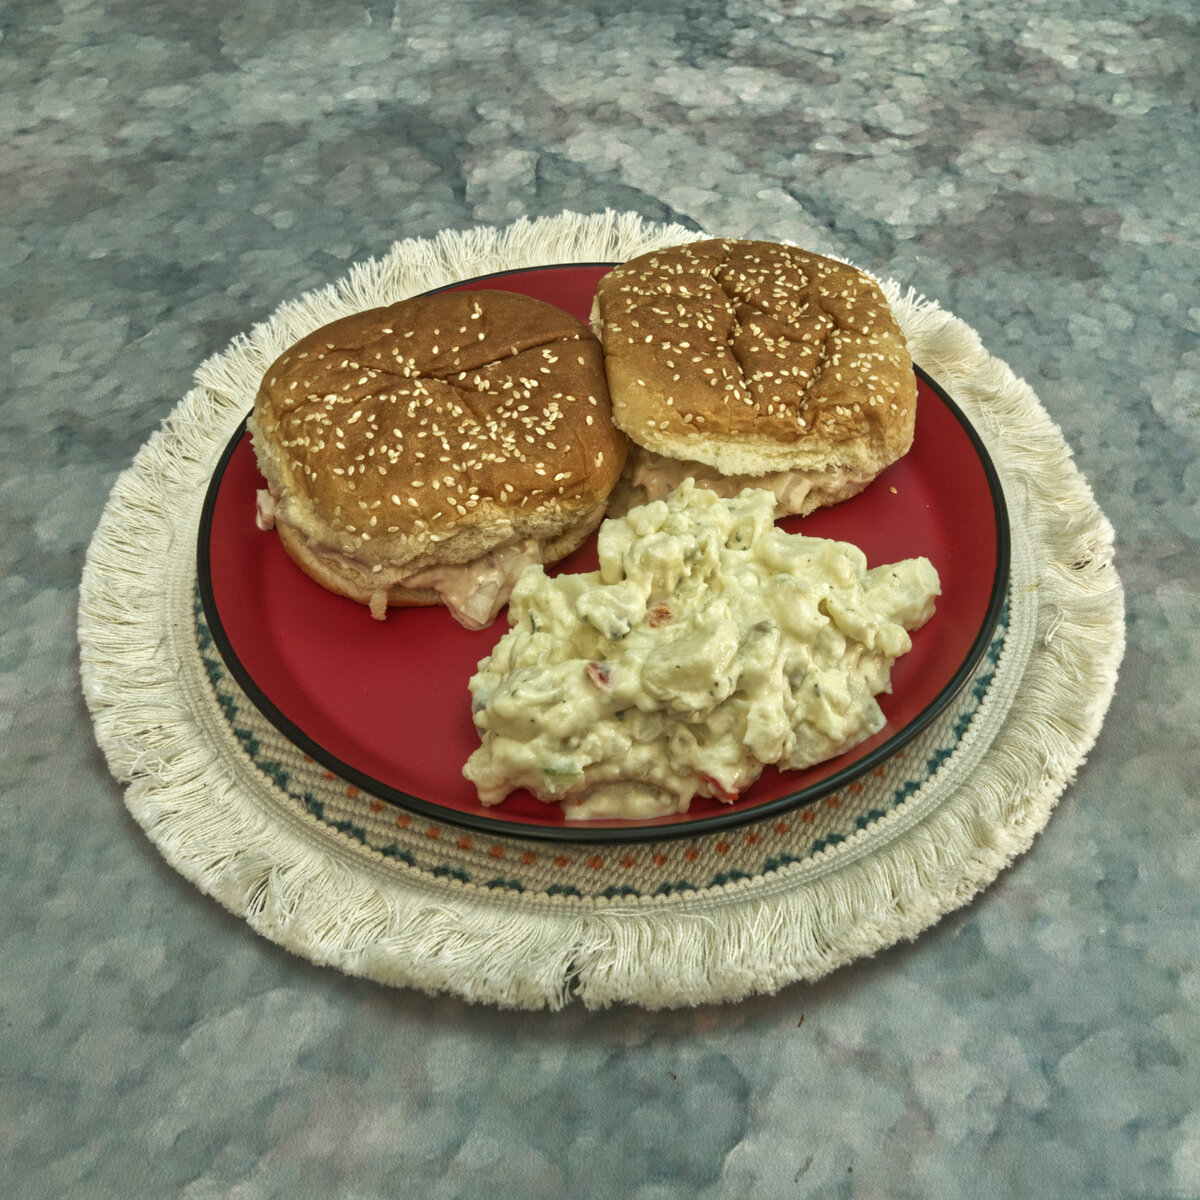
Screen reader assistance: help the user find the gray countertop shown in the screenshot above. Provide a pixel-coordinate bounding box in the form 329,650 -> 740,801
3,1 -> 1198,1196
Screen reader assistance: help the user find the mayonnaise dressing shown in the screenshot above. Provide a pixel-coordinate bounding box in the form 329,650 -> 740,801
463,480 -> 940,819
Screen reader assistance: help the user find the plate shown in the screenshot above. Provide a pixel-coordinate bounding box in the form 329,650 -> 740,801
197,263 -> 1010,843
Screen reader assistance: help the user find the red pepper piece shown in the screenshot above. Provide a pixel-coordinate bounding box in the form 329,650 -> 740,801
699,773 -> 739,804
585,661 -> 612,690
647,603 -> 674,628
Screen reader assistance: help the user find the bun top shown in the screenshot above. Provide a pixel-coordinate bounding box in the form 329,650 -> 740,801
250,288 -> 626,572
595,239 -> 917,477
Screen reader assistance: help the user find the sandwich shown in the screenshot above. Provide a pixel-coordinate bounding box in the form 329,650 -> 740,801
249,287 -> 626,628
593,238 -> 917,516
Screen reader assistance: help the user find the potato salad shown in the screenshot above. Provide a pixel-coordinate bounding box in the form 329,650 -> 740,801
463,480 -> 940,820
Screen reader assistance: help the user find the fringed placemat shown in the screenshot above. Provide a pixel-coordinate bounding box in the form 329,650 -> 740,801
79,211 -> 1124,1009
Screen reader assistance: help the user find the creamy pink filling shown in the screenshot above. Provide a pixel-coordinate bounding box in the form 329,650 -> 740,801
256,489 -> 538,629
255,489 -> 277,531
631,449 -> 874,515
402,540 -> 542,630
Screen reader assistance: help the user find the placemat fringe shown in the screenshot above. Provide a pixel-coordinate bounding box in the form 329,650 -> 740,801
79,211 -> 1124,1009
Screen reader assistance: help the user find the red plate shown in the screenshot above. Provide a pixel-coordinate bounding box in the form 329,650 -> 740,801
198,264 -> 1009,843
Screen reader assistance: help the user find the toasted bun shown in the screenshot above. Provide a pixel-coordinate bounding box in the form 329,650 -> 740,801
249,288 -> 626,620
595,238 -> 916,480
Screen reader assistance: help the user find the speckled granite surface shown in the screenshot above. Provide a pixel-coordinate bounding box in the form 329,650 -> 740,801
3,1 -> 1198,1196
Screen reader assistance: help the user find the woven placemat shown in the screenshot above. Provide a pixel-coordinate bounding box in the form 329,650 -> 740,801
79,211 -> 1124,1009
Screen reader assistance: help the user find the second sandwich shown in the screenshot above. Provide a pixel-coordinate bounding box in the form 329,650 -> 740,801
594,238 -> 917,517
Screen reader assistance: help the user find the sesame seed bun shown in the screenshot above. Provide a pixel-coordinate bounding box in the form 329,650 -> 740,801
595,239 -> 917,515
248,288 -> 626,628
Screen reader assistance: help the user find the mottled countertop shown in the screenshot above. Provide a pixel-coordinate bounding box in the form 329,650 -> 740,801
3,1 -> 1198,1196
